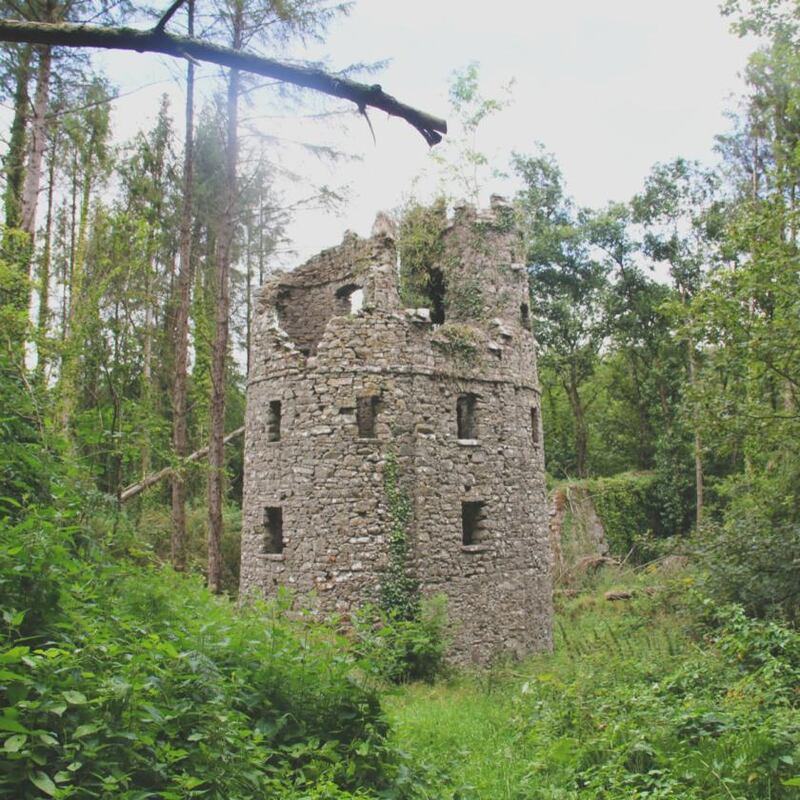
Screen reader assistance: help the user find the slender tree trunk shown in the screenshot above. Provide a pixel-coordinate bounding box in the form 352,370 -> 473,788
208,26 -> 241,593
245,221 -> 252,375
141,256 -> 153,476
4,44 -> 32,230
35,129 -> 57,384
59,140 -> 95,432
682,283 -> 704,529
21,45 -> 51,238
564,373 -> 588,479
171,0 -> 195,572
687,336 -> 704,528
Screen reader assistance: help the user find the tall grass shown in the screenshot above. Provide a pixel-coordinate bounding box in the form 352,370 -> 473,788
387,564 -> 800,799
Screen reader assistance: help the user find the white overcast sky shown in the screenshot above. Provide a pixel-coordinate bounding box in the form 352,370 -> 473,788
95,0 -> 757,266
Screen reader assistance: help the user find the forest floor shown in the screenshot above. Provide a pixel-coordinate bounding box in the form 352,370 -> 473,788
386,564 -> 800,800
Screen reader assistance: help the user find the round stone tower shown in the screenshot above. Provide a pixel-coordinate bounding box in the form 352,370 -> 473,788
240,197 -> 552,663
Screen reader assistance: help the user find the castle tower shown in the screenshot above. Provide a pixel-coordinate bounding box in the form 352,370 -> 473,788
240,198 -> 552,663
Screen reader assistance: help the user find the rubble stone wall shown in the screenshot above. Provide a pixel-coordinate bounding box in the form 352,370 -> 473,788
241,198 -> 553,663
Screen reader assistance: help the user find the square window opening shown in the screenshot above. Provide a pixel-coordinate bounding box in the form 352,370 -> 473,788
335,283 -> 364,315
457,394 -> 478,439
267,400 -> 282,442
462,501 -> 487,546
263,507 -> 284,554
357,395 -> 379,438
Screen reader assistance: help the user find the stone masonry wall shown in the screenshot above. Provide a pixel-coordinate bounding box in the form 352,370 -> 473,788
241,198 -> 553,664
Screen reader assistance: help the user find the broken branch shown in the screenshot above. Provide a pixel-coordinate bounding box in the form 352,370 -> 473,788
0,19 -> 447,145
119,426 -> 245,503
154,0 -> 187,32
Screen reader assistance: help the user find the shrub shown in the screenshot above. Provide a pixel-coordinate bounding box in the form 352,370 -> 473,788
698,515 -> 800,625
355,596 -> 450,684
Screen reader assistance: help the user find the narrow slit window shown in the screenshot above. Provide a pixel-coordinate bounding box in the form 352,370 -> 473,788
457,394 -> 477,439
263,507 -> 284,554
357,395 -> 379,438
267,400 -> 282,442
531,406 -> 540,445
520,302 -> 530,327
429,267 -> 446,324
462,501 -> 486,546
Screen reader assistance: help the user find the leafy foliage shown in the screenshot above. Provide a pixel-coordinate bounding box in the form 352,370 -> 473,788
583,472 -> 661,559
389,568 -> 800,799
397,198 -> 447,311
354,596 -> 450,685
379,452 -> 419,622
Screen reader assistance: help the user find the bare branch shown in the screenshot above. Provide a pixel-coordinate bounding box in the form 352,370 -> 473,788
119,426 -> 245,502
154,0 -> 186,32
0,19 -> 447,145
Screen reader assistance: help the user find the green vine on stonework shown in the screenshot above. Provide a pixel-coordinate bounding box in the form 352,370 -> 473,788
433,322 -> 480,364
379,452 -> 420,621
446,275 -> 485,319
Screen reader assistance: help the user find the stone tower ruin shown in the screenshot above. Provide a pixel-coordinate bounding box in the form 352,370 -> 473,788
240,197 -> 552,663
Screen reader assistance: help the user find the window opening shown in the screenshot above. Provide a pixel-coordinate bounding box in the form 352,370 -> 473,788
457,394 -> 477,439
335,283 -> 363,315
267,400 -> 281,442
429,267 -> 446,324
531,406 -> 540,445
462,501 -> 487,546
520,302 -> 530,327
263,507 -> 284,554
357,395 -> 379,438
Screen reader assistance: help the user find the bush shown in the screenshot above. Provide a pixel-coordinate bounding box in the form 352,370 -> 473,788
0,535 -> 412,799
698,515 -> 800,625
355,596 -> 450,684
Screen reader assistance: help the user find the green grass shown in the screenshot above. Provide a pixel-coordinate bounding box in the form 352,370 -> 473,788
387,680 -> 532,798
387,565 -> 800,800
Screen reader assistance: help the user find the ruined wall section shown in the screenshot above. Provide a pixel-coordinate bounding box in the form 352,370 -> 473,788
241,200 -> 552,662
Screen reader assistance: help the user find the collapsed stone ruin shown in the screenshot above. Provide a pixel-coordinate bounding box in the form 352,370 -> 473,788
240,197 -> 553,663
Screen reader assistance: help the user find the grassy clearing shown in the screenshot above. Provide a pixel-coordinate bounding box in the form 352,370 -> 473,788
387,564 -> 800,800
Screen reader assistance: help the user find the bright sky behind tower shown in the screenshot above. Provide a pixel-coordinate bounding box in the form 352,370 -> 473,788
96,0 -> 757,266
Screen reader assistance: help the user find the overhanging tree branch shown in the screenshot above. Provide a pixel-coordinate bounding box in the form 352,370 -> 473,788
0,19 -> 448,145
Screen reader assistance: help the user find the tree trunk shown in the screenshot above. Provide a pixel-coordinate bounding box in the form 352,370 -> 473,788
4,44 -> 32,230
59,136 -> 95,432
21,45 -> 51,238
35,128 -> 57,384
208,46 -> 240,594
686,322 -> 704,528
171,0 -> 195,572
564,374 -> 588,479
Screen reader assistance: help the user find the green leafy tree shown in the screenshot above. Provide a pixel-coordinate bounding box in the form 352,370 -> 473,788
513,147 -> 608,478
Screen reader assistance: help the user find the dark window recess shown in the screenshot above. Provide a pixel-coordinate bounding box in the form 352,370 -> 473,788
462,501 -> 487,546
267,400 -> 281,442
357,395 -> 379,438
263,507 -> 284,554
531,406 -> 540,445
429,267 -> 446,324
457,394 -> 477,439
520,302 -> 530,326
335,283 -> 362,315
